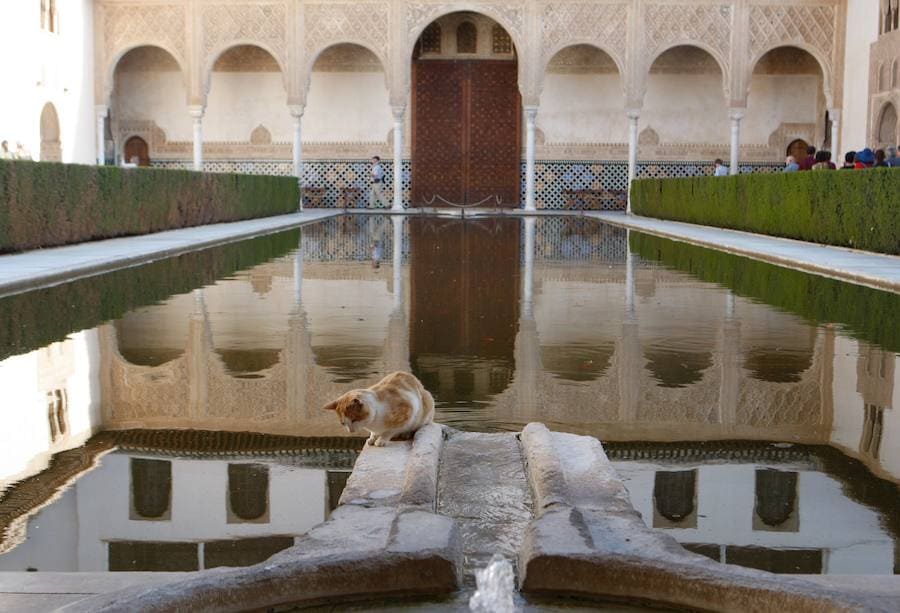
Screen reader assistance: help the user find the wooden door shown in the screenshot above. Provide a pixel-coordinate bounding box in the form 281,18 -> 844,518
124,136 -> 150,166
411,60 -> 520,206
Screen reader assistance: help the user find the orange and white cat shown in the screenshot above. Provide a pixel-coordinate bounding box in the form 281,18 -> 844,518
323,371 -> 435,446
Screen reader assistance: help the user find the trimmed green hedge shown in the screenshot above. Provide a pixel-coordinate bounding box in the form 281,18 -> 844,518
630,231 -> 900,354
631,169 -> 900,255
0,160 -> 299,253
0,228 -> 301,361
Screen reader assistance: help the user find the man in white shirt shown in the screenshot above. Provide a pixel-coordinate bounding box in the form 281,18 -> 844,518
713,159 -> 729,177
369,156 -> 389,208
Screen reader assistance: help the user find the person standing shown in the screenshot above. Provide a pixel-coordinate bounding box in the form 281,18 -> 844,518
713,159 -> 729,177
886,146 -> 899,167
783,156 -> 799,173
369,156 -> 389,209
798,145 -> 817,171
0,141 -> 12,160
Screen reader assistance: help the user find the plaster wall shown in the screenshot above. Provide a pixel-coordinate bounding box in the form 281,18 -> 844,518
206,72 -> 292,142
114,71 -> 191,142
842,0 -> 881,153
745,75 -> 820,146
304,72 -> 392,143
538,74 -> 628,143
0,0 -> 95,163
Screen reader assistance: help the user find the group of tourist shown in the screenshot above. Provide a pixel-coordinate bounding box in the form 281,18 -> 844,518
0,140 -> 32,161
783,145 -> 899,172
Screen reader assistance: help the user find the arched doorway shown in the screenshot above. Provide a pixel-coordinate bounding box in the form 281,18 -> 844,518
410,13 -> 521,207
877,103 -> 897,149
40,102 -> 62,162
124,136 -> 150,166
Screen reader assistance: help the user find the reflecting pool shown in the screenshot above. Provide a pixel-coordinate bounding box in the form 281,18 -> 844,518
0,215 -> 898,575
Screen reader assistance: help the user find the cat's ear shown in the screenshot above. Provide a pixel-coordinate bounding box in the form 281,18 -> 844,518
322,400 -> 338,412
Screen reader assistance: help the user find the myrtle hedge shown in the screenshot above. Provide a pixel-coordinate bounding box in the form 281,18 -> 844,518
0,228 -> 301,362
0,160 -> 299,253
630,231 -> 900,354
630,169 -> 900,255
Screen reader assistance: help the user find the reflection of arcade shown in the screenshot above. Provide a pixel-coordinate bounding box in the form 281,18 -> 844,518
409,218 -> 520,408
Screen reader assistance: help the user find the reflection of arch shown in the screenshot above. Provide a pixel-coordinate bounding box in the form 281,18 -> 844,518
644,347 -> 712,388
653,470 -> 696,523
456,21 -> 477,53
786,138 -> 809,160
754,469 -> 797,529
123,136 -> 150,166
39,102 -> 61,162
204,42 -> 287,97
541,343 -> 614,382
877,103 -> 898,147
105,44 -> 188,106
227,463 -> 269,522
131,458 -> 172,520
744,348 -> 813,383
216,349 -> 281,378
115,316 -> 186,367
747,44 -> 831,106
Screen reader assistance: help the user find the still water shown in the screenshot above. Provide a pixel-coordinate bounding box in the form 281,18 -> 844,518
0,215 -> 898,575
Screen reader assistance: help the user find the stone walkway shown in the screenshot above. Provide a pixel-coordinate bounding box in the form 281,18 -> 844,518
0,210 -> 339,297
590,212 -> 900,293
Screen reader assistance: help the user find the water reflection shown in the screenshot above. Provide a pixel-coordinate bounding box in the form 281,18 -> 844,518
0,215 -> 899,570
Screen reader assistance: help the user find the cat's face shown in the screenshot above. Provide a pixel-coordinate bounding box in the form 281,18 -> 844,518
323,393 -> 370,433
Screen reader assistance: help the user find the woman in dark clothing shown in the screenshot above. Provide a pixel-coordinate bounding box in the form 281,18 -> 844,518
841,151 -> 856,169
874,149 -> 889,168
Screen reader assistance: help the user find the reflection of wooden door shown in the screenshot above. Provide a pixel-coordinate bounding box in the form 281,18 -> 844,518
411,60 -> 520,206
124,136 -> 150,166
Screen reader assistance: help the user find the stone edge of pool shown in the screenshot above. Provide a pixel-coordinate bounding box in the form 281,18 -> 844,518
589,212 -> 900,295
55,423 -> 899,613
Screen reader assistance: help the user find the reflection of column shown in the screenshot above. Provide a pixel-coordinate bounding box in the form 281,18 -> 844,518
289,105 -> 304,189
392,216 -> 403,311
829,108 -> 841,157
718,291 -> 740,427
514,216 -> 540,418
294,232 -> 304,305
391,106 -> 405,211
189,105 -> 204,172
188,288 -> 210,418
524,107 -> 538,212
625,230 -> 635,316
627,110 -> 640,213
729,108 -> 745,176
95,105 -> 108,165
619,230 -> 639,420
385,215 -> 408,371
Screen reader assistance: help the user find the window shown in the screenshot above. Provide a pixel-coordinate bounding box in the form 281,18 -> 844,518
456,22 -> 477,54
130,458 -> 172,520
753,469 -> 798,531
46,389 -> 68,442
227,463 -> 269,523
860,404 -> 885,459
492,25 -> 512,54
421,22 -> 441,54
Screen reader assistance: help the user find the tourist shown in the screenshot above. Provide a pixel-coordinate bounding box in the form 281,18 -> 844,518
812,151 -> 833,170
874,149 -> 889,168
783,156 -> 799,173
370,240 -> 382,269
798,145 -> 817,171
841,151 -> 856,169
713,159 -> 729,177
369,156 -> 388,208
886,146 -> 899,167
854,148 -> 875,169
14,142 -> 32,161
824,151 -> 837,169
0,140 -> 11,160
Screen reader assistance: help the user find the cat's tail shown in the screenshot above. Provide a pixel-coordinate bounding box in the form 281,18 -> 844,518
422,388 -> 436,424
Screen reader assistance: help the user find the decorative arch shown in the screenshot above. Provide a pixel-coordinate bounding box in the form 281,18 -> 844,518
39,102 -> 61,162
104,43 -> 188,107
747,43 -> 833,107
303,40 -> 389,100
203,41 -> 288,98
536,42 -> 627,111
640,42 -> 730,104
877,102 -> 898,147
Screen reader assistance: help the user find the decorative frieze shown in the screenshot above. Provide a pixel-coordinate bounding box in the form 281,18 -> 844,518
305,3 -> 390,65
202,2 -> 287,68
540,3 -> 627,69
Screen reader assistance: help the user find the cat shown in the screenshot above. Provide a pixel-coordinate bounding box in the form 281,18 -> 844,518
323,371 -> 435,446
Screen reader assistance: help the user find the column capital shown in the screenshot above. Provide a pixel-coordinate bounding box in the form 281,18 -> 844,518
728,107 -> 746,122
829,108 -> 842,123
95,105 -> 109,117
524,106 -> 539,121
391,105 -> 406,121
188,105 -> 205,119
288,104 -> 305,119
626,109 -> 641,121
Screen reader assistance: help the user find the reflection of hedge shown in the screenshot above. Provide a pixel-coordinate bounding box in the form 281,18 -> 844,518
0,160 -> 299,253
0,228 -> 300,361
630,170 -> 900,254
631,232 -> 900,354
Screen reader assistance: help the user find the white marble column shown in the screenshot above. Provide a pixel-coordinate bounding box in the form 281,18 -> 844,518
524,106 -> 539,212
829,108 -> 841,158
289,105 -> 304,180
627,110 -> 640,214
95,105 -> 108,166
729,108 -> 745,176
189,106 -> 204,172
391,106 -> 405,211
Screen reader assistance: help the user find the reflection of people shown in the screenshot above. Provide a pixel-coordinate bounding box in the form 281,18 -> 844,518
369,156 -> 389,209
370,240 -> 382,269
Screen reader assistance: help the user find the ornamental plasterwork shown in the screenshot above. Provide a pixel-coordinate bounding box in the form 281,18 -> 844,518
201,2 -> 288,69
304,3 -> 390,66
748,4 -> 836,72
405,2 -> 524,47
103,3 -> 186,66
540,3 -> 627,70
644,3 -> 731,68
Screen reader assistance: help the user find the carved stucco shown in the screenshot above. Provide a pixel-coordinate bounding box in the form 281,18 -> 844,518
304,3 -> 391,70
540,2 -> 627,73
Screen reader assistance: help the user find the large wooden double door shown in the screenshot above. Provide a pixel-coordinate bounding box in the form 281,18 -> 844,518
411,60 -> 520,207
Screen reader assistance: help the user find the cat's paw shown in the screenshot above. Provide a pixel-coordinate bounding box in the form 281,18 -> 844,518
366,433 -> 378,446
373,437 -> 387,447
